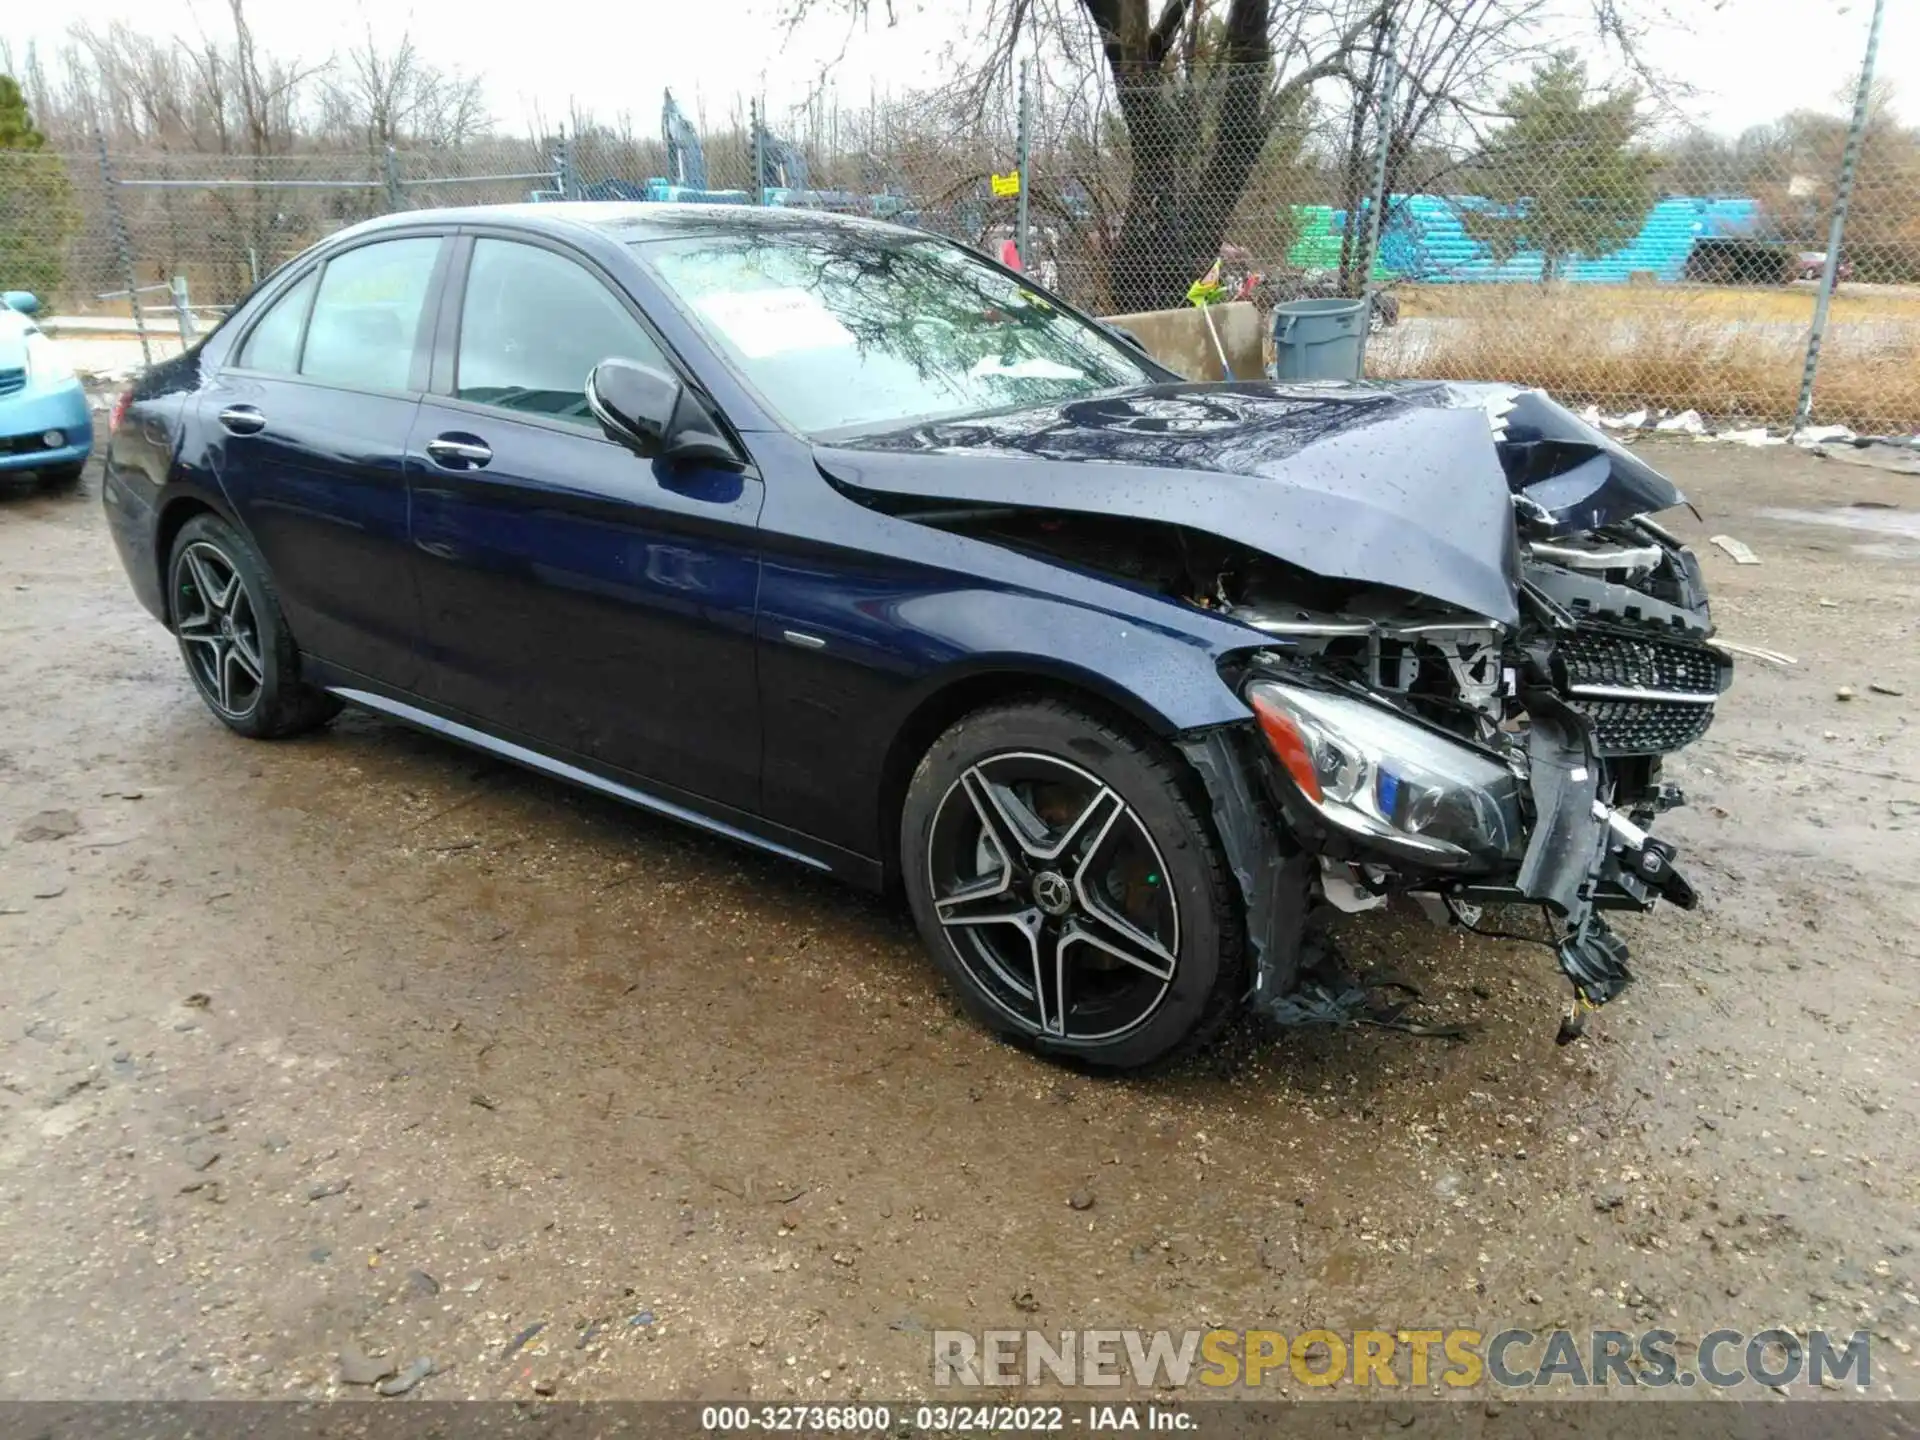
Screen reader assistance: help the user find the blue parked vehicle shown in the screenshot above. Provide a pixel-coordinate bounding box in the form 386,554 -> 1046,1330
0,290 -> 93,488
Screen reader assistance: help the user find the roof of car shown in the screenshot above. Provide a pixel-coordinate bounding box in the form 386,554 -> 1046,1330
348,201 -> 922,245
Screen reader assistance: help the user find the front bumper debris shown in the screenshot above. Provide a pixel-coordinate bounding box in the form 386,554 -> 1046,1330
1181,708 -> 1700,1042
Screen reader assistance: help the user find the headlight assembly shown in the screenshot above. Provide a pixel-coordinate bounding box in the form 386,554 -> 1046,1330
1246,680 -> 1526,869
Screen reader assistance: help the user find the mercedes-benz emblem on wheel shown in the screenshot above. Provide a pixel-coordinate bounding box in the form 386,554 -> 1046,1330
1031,870 -> 1072,916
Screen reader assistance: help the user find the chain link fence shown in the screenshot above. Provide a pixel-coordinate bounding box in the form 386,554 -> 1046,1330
0,141 -> 561,362
5,50 -> 1916,433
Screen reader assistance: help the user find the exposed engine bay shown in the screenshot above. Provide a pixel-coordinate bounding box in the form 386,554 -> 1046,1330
820,381 -> 1735,1038
1218,512 -> 1728,1034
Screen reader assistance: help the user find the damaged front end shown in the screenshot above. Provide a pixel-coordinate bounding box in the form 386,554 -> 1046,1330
820,377 -> 1731,1038
1182,387 -> 1731,1039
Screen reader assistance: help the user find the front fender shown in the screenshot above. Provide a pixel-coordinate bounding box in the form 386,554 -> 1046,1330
876,590 -> 1253,737
756,564 -> 1256,860
750,427 -> 1269,862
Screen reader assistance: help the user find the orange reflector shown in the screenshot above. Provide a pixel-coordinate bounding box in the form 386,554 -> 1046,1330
1250,691 -> 1322,805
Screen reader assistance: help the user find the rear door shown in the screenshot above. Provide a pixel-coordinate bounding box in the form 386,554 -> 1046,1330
406,232 -> 764,812
203,231 -> 450,687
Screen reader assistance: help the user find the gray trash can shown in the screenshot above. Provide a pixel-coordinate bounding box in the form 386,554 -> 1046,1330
1270,297 -> 1366,380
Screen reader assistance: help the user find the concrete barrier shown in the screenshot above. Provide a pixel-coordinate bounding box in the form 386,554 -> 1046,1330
1102,301 -> 1265,382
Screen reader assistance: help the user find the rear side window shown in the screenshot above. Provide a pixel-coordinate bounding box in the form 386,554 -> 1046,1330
455,239 -> 667,427
236,270 -> 317,374
300,237 -> 440,392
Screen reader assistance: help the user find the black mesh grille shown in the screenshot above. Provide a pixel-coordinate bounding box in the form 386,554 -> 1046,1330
1569,698 -> 1714,755
1558,629 -> 1721,756
1558,630 -> 1721,694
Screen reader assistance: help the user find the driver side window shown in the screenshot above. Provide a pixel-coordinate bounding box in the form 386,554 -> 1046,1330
455,239 -> 666,428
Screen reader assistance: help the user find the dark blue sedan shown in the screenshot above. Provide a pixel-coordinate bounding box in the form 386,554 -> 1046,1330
103,204 -> 1727,1067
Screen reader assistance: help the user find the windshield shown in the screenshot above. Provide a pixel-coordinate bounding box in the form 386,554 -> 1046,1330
637,230 -> 1157,434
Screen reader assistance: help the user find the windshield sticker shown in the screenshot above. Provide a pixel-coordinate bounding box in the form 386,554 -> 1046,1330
695,287 -> 856,359
967,356 -> 1085,381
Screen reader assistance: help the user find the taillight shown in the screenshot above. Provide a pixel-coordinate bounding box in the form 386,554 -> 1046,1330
109,391 -> 133,435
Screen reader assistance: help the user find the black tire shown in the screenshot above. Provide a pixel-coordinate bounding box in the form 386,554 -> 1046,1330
166,513 -> 342,739
900,698 -> 1244,1071
38,461 -> 85,492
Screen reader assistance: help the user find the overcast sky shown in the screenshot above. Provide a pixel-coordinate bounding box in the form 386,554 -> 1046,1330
12,0 -> 1912,140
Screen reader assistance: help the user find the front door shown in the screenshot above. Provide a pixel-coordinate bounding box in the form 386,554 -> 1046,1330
406,235 -> 764,812
203,233 -> 447,687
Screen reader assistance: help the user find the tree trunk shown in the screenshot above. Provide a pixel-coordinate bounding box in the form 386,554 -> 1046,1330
1108,86 -> 1277,311
1335,41 -> 1381,295
1099,0 -> 1280,313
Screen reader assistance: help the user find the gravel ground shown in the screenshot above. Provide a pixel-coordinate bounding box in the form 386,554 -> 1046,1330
1,437 -> 1916,1403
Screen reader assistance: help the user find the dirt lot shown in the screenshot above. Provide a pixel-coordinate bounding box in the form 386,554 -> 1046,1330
1,438 -> 1917,1404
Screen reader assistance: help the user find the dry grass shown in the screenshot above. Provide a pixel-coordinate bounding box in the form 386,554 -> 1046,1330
1398,281 -> 1920,325
1373,284 -> 1920,433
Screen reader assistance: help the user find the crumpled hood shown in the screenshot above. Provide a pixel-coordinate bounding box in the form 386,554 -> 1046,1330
816,381 -> 1525,626
1387,380 -> 1687,535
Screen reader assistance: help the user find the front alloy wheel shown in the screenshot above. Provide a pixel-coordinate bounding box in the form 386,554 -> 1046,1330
901,699 -> 1243,1071
928,752 -> 1179,1042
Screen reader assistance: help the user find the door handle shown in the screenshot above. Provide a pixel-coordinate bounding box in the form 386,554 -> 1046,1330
217,404 -> 266,436
426,436 -> 492,469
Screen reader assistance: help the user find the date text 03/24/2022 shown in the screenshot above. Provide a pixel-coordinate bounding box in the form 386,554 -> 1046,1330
699,1404 -> 1192,1432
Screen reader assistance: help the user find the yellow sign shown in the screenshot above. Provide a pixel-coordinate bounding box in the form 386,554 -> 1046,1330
990,172 -> 1021,197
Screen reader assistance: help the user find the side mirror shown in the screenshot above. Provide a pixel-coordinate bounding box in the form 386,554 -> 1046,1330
3,291 -> 41,316
587,358 -> 744,470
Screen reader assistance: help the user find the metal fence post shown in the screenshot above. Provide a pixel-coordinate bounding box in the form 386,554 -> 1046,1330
752,99 -> 766,205
1794,0 -> 1885,430
94,129 -> 151,368
553,132 -> 574,201
384,144 -> 404,213
1015,60 -> 1032,270
1357,13 -> 1398,378
170,275 -> 197,346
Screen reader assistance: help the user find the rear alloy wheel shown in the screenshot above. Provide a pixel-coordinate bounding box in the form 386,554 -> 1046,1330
901,700 -> 1243,1071
175,540 -> 267,721
167,514 -> 341,739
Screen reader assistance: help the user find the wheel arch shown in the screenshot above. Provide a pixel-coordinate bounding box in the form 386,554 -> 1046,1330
153,491 -> 238,625
873,658 -> 1204,891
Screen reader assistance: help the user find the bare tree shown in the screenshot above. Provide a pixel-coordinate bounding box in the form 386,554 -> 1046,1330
48,1 -> 325,156
1090,0 -> 1385,310
221,0 -> 327,156
793,0 -> 1384,310
1748,80 -> 1920,283
1326,0 -> 1560,291
319,29 -> 488,153
62,23 -> 202,147
787,0 -> 1715,308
